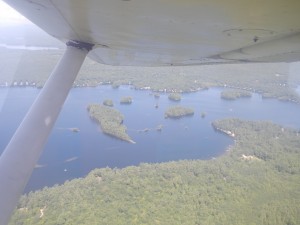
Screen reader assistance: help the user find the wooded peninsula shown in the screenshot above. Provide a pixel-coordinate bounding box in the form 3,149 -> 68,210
10,119 -> 300,225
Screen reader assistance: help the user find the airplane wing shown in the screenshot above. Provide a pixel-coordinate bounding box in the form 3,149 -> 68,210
3,0 -> 300,66
1,0 -> 300,224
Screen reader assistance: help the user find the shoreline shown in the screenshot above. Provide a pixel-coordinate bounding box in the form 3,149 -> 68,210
1,83 -> 299,104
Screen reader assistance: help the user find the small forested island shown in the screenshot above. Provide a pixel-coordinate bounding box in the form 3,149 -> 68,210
165,106 -> 194,118
103,99 -> 114,107
168,93 -> 181,101
87,104 -> 134,143
221,89 -> 252,100
112,81 -> 121,89
10,119 -> 300,225
120,96 -> 133,104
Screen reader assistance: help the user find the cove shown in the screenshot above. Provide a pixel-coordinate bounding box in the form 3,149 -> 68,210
0,86 -> 299,193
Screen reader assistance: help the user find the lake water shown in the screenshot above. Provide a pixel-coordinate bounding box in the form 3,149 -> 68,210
0,86 -> 300,193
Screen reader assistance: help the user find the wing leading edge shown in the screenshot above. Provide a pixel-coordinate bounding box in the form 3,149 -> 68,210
3,0 -> 300,66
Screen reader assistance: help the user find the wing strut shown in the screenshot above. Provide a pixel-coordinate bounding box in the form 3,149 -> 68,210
0,40 -> 93,224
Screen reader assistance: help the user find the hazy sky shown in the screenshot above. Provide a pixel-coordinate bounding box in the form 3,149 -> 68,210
0,1 -> 30,25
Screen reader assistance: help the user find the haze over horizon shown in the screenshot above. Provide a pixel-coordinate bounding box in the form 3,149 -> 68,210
0,1 -> 31,26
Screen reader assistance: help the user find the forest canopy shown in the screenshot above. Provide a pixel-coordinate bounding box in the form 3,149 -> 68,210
165,106 -> 194,118
10,119 -> 300,225
87,104 -> 134,143
1,48 -> 299,103
220,89 -> 252,100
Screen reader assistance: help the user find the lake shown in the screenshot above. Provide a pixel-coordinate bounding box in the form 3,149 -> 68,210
0,86 -> 300,193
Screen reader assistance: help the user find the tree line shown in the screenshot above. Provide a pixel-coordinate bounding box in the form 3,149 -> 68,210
10,119 -> 300,225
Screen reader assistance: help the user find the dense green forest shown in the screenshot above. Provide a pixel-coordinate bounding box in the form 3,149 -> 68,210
87,104 -> 134,143
168,93 -> 182,101
220,89 -> 252,100
1,47 -> 300,103
165,106 -> 194,118
10,119 -> 300,225
120,96 -> 133,104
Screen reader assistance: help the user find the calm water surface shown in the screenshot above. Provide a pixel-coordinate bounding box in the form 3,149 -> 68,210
0,86 -> 299,192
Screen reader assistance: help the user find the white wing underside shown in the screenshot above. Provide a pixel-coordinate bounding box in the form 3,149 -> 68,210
4,0 -> 300,66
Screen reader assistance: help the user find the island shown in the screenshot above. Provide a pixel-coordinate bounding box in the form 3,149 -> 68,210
221,89 -> 252,100
57,127 -> 80,132
111,81 -> 121,89
168,93 -> 181,101
87,104 -> 135,143
103,99 -> 114,107
120,96 -> 133,104
165,106 -> 194,118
